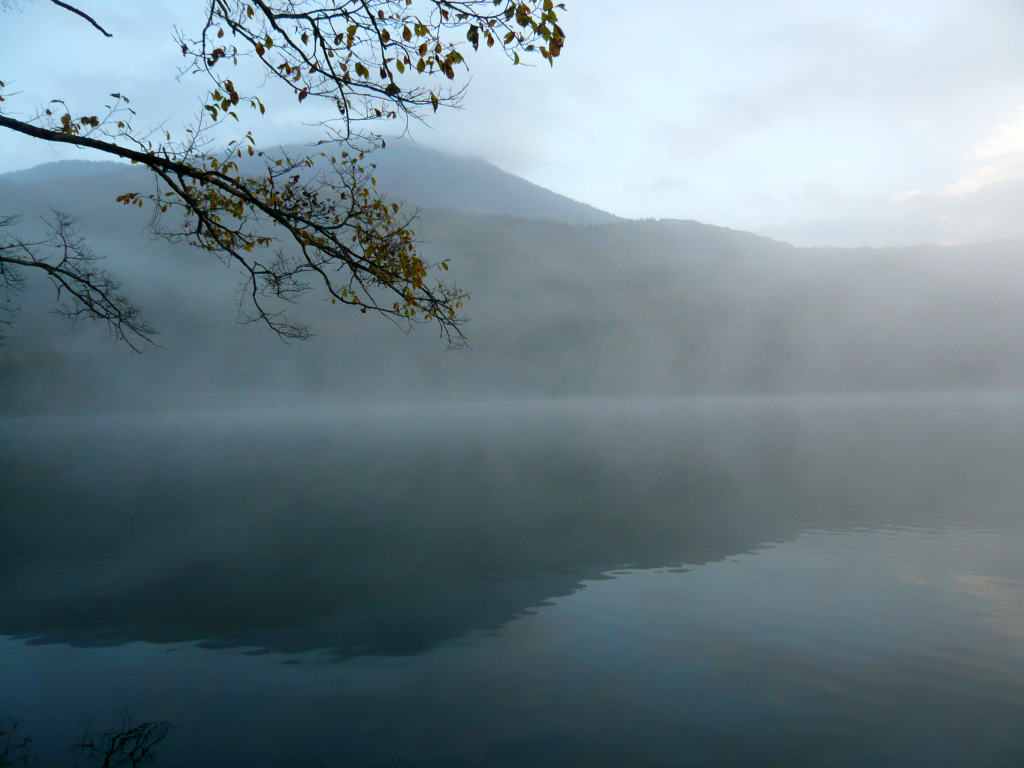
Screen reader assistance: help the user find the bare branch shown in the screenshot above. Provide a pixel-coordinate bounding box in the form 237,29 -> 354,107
0,213 -> 157,351
72,713 -> 174,768
0,718 -> 34,768
47,0 -> 112,37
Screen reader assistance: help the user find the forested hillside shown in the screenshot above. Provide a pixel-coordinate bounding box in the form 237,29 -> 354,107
2,145 -> 1023,413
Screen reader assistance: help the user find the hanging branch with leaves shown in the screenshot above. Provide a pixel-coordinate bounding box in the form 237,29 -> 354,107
0,0 -> 566,349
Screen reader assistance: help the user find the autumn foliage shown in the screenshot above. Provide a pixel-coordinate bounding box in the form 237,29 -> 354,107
0,1 -> 566,347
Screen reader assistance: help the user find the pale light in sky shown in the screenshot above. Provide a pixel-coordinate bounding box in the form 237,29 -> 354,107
2,0 -> 1024,246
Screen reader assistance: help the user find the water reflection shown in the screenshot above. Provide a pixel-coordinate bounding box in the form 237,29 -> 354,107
2,395 -> 1022,656
2,395 -> 1024,767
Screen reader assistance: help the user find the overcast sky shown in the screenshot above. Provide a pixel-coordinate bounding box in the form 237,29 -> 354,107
3,0 -> 1024,246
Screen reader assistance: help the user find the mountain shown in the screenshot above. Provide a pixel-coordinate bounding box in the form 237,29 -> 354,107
367,140 -> 618,224
0,159 -> 131,185
0,142 -> 617,225
1,146 -> 1023,414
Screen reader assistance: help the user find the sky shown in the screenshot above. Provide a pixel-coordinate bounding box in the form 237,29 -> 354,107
2,0 -> 1024,246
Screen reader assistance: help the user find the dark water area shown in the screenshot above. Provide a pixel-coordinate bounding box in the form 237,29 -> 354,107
2,394 -> 1024,767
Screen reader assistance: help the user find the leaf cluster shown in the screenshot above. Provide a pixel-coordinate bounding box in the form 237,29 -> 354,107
179,1 -> 565,136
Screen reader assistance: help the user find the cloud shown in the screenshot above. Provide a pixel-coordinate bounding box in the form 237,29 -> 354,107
771,107 -> 1024,246
944,111 -> 1024,195
765,174 -> 1024,247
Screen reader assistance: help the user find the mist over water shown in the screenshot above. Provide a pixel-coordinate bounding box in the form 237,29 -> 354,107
3,394 -> 1024,767
3,140 -> 1024,766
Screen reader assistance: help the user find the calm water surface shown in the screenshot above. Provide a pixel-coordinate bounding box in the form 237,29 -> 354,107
2,395 -> 1024,767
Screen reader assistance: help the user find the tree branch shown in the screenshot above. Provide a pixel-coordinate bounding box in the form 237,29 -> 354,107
0,114 -> 468,346
48,0 -> 112,37
0,0 -> 566,348
0,212 -> 156,351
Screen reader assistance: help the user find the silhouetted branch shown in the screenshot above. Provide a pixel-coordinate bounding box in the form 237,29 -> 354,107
48,0 -> 112,37
72,713 -> 174,768
0,212 -> 156,351
0,718 -> 35,768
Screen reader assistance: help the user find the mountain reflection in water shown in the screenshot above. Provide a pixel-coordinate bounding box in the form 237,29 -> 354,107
2,395 -> 1023,767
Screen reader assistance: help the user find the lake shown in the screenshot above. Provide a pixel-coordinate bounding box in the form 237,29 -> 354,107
2,394 -> 1024,767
